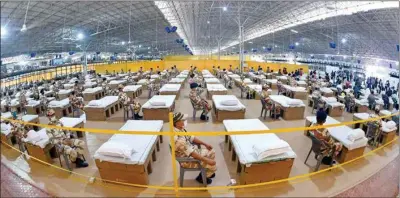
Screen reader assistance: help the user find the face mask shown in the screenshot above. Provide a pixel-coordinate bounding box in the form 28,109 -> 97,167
183,120 -> 187,128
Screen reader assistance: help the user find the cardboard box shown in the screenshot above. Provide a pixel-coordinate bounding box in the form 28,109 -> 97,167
337,146 -> 365,163
282,106 -> 305,120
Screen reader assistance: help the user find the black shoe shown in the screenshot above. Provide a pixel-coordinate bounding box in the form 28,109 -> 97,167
208,173 -> 216,179
195,174 -> 212,184
75,158 -> 89,168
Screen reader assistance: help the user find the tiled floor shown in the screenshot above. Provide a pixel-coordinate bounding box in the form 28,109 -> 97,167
1,78 -> 399,197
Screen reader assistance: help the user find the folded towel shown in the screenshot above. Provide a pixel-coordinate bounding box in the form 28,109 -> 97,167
347,128 -> 365,142
150,100 -> 166,106
221,100 -> 238,106
88,100 -> 102,106
96,141 -> 136,159
252,140 -> 291,160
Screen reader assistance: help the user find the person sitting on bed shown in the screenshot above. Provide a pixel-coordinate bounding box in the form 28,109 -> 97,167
118,84 -> 142,120
310,109 -> 343,158
46,109 -> 88,168
173,112 -> 216,184
189,83 -> 212,121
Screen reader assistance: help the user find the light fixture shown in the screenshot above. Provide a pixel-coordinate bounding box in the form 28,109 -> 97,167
77,33 -> 84,40
139,45 -> 142,48
249,41 -> 253,44
222,6 -> 227,11
263,46 -> 266,49
295,42 -> 299,46
343,55 -> 347,59
1,27 -> 6,37
148,47 -> 151,49
275,45 -> 278,47
121,41 -> 125,45
128,41 -> 131,44
20,24 -> 27,32
341,38 -> 347,43
207,21 -> 210,24
290,29 -> 298,33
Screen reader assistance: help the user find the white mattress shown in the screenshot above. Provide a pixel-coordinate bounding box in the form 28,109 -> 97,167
58,89 -> 72,95
306,116 -> 368,150
269,95 -> 305,108
59,117 -> 84,127
150,75 -> 160,79
83,82 -> 97,88
247,85 -> 262,92
202,74 -> 215,78
283,85 -> 306,92
176,74 -> 187,78
353,113 -> 370,120
1,112 -> 12,119
224,119 -> 296,165
242,78 -> 253,84
118,74 -> 128,77
207,84 -> 227,91
202,70 -> 211,74
228,74 -> 241,79
379,110 -> 392,116
22,114 -> 39,122
93,120 -> 163,165
169,78 -> 185,83
320,87 -> 333,93
85,96 -> 118,108
123,85 -> 142,92
109,80 -> 127,85
296,81 -> 307,85
204,78 -> 220,83
1,123 -> 11,136
212,95 -> 246,111
277,76 -> 288,80
160,84 -> 181,92
64,84 -> 74,89
44,90 -> 54,96
142,95 -> 176,109
321,97 -> 345,108
137,79 -> 154,85
355,99 -> 368,106
26,100 -> 41,107
83,87 -> 103,94
265,79 -> 277,84
48,98 -> 70,108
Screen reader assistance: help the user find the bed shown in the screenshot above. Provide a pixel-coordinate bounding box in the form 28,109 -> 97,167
25,100 -> 43,115
282,85 -> 307,100
305,116 -> 367,163
94,120 -> 163,185
159,84 -> 181,99
83,81 -> 98,88
58,89 -> 72,100
44,90 -> 54,97
253,75 -> 266,84
269,95 -> 305,120
204,78 -> 220,85
207,84 -> 228,100
354,99 -> 369,113
223,119 -> 296,184
137,79 -> 155,89
212,95 -> 246,122
59,117 -> 85,138
320,87 -> 334,97
123,85 -> 143,99
380,120 -> 398,144
1,121 -> 15,148
83,87 -> 104,101
109,80 -> 127,89
246,85 -> 262,100
379,110 -> 392,121
202,74 -> 215,78
150,75 -> 160,79
352,113 -> 370,130
169,78 -> 186,88
48,98 -> 72,118
84,96 -> 120,121
234,78 -> 253,86
296,80 -> 307,88
320,97 -> 345,117
264,79 -> 277,89
22,128 -> 54,164
9,99 -> 21,113
276,76 -> 288,84
64,83 -> 74,89
228,74 -> 241,80
142,95 -> 176,122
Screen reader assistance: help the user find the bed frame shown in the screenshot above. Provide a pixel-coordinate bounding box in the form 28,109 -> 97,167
109,81 -> 127,89
125,87 -> 143,99
286,90 -> 307,100
58,92 -> 70,100
354,103 -> 368,113
52,104 -> 72,119
207,90 -> 228,100
224,135 -> 294,185
95,136 -> 161,185
1,133 -> 15,148
281,106 -> 305,120
381,130 -> 397,145
321,92 -> 334,97
10,103 -> 22,113
212,102 -> 245,122
26,104 -> 43,115
142,103 -> 175,122
83,90 -> 104,101
159,91 -> 180,100
327,105 -> 344,117
84,101 -> 121,121
25,143 -> 55,164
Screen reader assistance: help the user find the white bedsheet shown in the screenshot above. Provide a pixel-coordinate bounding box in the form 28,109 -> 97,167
83,87 -> 103,94
306,116 -> 368,150
123,85 -> 142,92
353,113 -> 370,120
26,100 -> 41,107
22,128 -> 49,149
296,81 -> 307,85
320,87 -> 333,93
64,84 -> 74,89
212,95 -> 246,111
247,85 -> 262,92
85,96 -> 118,108
160,84 -> 181,92
269,95 -> 305,108
207,84 -> 227,91
94,120 -> 163,165
60,117 -> 84,127
22,115 -> 39,122
169,78 -> 185,83
48,98 -> 70,108
150,75 -> 160,79
83,82 -> 97,88
265,79 -> 277,84
176,74 -> 187,78
205,78 -> 220,83
228,74 -> 241,79
142,95 -> 175,109
283,85 -> 306,92
202,74 -> 214,78
137,79 -> 155,85
109,80 -> 127,85
1,112 -> 12,119
58,89 -> 72,95
224,119 -> 296,165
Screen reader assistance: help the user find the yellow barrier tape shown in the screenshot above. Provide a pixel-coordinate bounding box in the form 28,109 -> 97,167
1,136 -> 398,193
2,112 -> 398,136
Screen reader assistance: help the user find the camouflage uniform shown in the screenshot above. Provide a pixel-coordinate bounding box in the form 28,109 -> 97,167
69,95 -> 83,109
46,116 -> 85,162
40,94 -> 48,112
73,84 -> 83,97
189,88 -> 212,114
309,123 -> 343,156
19,90 -> 28,113
11,121 -> 27,140
261,90 -> 274,110
174,128 -> 216,177
101,81 -> 111,96
118,91 -> 132,111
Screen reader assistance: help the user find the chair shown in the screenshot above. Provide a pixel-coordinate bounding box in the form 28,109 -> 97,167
304,134 -> 334,172
190,100 -> 203,120
169,144 -> 207,187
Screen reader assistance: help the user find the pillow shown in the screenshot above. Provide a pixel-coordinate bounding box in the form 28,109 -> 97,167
287,99 -> 302,106
36,129 -> 49,140
96,141 -> 135,158
25,130 -> 42,143
221,100 -> 238,106
150,100 -> 166,106
326,97 -> 337,103
384,121 -> 397,130
88,100 -> 102,106
347,128 -> 365,142
252,140 -> 291,160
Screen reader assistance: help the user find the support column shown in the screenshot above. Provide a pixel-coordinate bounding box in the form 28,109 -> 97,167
83,51 -> 88,76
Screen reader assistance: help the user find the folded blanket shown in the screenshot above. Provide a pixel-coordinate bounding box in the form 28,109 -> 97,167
150,100 -> 166,106
347,128 -> 365,142
252,140 -> 291,160
97,141 -> 136,159
384,121 -> 397,130
221,100 -> 238,106
287,99 -> 302,106
88,100 -> 102,106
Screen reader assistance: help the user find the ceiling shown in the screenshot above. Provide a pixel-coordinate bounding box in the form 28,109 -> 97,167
1,1 -> 399,61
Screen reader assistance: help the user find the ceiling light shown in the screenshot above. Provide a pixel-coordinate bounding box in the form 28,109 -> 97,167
20,24 -> 27,32
128,41 -> 131,44
1,27 -> 6,37
249,41 -> 253,44
275,45 -> 278,47
148,47 -> 151,49
341,38 -> 347,43
295,42 -> 299,46
139,45 -> 142,48
77,33 -> 84,40
121,41 -> 125,45
223,6 -> 227,11
207,21 -> 210,24
291,29 -> 298,33
263,46 -> 266,49
343,55 -> 347,59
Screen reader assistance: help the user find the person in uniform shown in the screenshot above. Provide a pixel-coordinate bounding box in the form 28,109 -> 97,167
39,89 -> 49,113
69,91 -> 84,115
344,90 -> 356,112
2,93 -> 11,112
260,85 -> 274,111
173,112 -> 216,184
365,108 -> 383,146
309,109 -> 343,158
46,109 -> 88,168
189,83 -> 211,120
101,77 -> 111,96
117,84 -> 143,120
19,88 -> 28,115
73,81 -> 83,97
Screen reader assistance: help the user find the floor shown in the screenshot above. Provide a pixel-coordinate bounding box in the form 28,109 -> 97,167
1,78 -> 399,197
